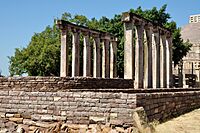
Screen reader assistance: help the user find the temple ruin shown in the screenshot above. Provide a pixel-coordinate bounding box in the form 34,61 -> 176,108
1,12 -> 200,131
122,12 -> 173,88
57,12 -> 173,89
56,20 -> 118,79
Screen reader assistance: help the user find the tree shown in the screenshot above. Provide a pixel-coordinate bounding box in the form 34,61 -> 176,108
9,5 -> 191,76
9,25 -> 61,76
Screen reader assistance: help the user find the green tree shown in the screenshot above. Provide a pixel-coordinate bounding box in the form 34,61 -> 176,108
9,25 -> 61,76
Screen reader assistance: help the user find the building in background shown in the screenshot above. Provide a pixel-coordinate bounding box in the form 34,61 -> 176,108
180,14 -> 200,87
189,14 -> 200,23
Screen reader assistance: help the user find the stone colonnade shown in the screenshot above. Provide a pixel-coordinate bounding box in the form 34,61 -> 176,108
122,12 -> 173,88
56,20 -> 117,78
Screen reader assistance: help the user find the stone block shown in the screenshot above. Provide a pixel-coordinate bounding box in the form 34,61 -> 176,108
14,114 -> 21,118
41,115 -> 54,121
9,91 -> 21,96
0,112 -> 5,118
31,114 -> 41,121
9,117 -> 23,124
110,113 -> 118,118
54,97 -> 61,101
0,90 -> 9,96
89,116 -> 107,124
35,121 -> 52,128
23,119 -> 36,126
52,116 -> 67,121
6,113 -> 14,118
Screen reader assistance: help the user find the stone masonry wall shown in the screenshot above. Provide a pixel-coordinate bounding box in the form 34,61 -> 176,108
137,91 -> 200,122
0,77 -> 200,127
0,90 -> 136,126
0,77 -> 133,91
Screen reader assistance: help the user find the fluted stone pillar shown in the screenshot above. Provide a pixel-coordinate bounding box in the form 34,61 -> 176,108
83,34 -> 91,77
143,28 -> 153,88
124,22 -> 135,79
152,31 -> 160,88
110,39 -> 118,78
93,37 -> 101,77
102,38 -> 110,78
160,35 -> 167,88
72,32 -> 80,77
60,29 -> 69,77
166,37 -> 173,88
134,25 -> 144,88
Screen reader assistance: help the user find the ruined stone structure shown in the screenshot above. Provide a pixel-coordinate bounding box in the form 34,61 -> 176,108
56,13 -> 173,89
122,12 -> 173,89
0,77 -> 200,128
2,12 -> 200,131
56,20 -> 118,78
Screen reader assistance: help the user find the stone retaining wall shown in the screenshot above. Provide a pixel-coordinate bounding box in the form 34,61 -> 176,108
0,90 -> 136,125
137,91 -> 200,122
0,77 -> 200,126
0,77 -> 133,91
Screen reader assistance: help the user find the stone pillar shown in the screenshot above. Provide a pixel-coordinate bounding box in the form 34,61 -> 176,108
124,22 -> 135,79
143,27 -> 153,88
160,34 -> 167,88
93,37 -> 101,78
102,38 -> 110,78
110,39 -> 118,78
166,37 -> 173,88
182,63 -> 188,88
72,32 -> 80,77
83,34 -> 91,77
152,31 -> 160,88
134,24 -> 144,88
156,33 -> 161,88
60,29 -> 69,77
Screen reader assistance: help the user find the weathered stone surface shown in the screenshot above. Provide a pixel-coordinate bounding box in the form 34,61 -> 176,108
89,116 -> 107,124
35,121 -> 52,128
6,113 -> 14,118
0,77 -> 200,126
8,118 -> 23,124
23,119 -> 36,126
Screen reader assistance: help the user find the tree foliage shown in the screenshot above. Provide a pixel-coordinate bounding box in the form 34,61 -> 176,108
9,5 -> 191,76
9,26 -> 61,76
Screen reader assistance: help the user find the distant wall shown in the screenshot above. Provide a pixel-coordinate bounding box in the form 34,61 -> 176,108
0,77 -> 133,91
0,77 -> 200,126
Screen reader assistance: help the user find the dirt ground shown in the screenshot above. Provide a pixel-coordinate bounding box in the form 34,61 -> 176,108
155,108 -> 200,133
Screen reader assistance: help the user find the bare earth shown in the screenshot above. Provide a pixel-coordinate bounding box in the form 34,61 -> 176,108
155,109 -> 200,133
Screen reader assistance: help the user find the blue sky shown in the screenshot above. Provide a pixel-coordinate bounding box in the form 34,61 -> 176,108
0,0 -> 200,76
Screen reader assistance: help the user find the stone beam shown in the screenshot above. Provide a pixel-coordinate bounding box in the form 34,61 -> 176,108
56,20 -> 115,39
122,12 -> 171,35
